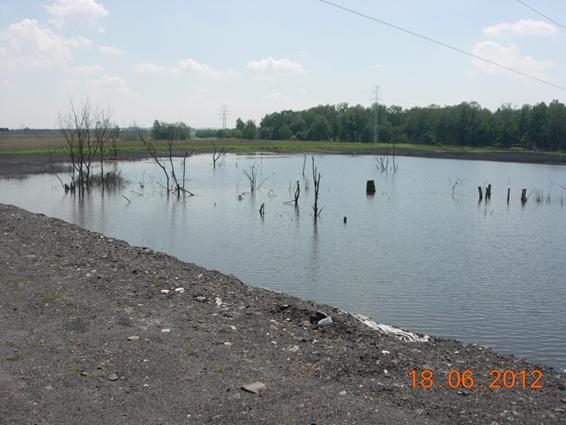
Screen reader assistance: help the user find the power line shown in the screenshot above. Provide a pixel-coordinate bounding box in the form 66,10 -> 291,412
514,0 -> 566,32
218,105 -> 231,130
372,86 -> 380,144
317,0 -> 566,92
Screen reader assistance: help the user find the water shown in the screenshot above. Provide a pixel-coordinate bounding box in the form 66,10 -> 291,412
1,154 -> 566,368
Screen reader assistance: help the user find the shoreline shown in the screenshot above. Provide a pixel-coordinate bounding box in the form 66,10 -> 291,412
1,203 -> 565,424
1,143 -> 566,177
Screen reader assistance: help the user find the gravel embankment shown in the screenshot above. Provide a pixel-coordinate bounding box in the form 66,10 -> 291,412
1,203 -> 565,424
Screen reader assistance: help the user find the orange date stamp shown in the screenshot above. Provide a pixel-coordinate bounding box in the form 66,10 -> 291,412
409,369 -> 543,390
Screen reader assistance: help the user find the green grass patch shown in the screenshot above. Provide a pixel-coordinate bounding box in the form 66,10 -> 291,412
2,136 -> 566,158
6,354 -> 21,362
43,294 -> 73,304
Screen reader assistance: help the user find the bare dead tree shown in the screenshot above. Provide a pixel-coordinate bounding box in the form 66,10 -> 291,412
284,180 -> 301,207
244,165 -> 257,192
58,100 -> 119,191
176,151 -> 194,196
293,180 -> 300,207
244,163 -> 267,193
58,100 -> 94,190
110,125 -> 120,160
93,107 -> 113,182
166,137 -> 179,191
182,151 -> 189,190
212,143 -> 226,168
376,146 -> 398,173
47,144 -> 68,192
392,142 -> 398,172
139,129 -> 194,197
311,155 -> 322,220
139,129 -> 170,192
166,135 -> 194,197
450,177 -> 464,198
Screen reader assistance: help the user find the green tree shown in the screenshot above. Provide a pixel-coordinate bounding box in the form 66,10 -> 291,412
151,120 -> 190,140
307,115 -> 331,141
242,120 -> 257,139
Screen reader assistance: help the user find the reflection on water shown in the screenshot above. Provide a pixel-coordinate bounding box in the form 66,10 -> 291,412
1,154 -> 566,369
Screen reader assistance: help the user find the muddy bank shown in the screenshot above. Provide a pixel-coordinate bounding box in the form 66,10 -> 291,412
1,203 -> 565,424
1,146 -> 566,177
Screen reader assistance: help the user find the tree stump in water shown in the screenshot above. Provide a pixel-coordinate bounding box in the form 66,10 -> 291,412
486,184 -> 492,200
507,186 -> 511,204
366,180 -> 376,195
478,186 -> 483,202
521,189 -> 527,204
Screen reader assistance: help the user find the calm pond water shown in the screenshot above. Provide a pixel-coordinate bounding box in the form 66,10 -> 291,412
1,154 -> 566,369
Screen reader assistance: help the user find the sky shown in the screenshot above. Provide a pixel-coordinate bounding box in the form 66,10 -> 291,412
0,0 -> 565,129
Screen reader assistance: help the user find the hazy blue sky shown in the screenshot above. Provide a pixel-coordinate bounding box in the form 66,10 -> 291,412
0,0 -> 565,128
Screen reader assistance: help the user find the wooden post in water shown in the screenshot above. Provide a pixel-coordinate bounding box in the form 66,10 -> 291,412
259,202 -> 265,216
486,184 -> 492,200
507,186 -> 511,204
521,189 -> 527,204
478,186 -> 483,202
366,180 -> 376,195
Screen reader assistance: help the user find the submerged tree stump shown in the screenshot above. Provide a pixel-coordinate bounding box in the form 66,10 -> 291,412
507,186 -> 511,204
366,180 -> 376,195
478,186 -> 483,202
486,184 -> 492,200
521,189 -> 528,204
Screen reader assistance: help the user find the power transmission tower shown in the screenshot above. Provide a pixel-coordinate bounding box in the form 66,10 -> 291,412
219,105 -> 231,130
372,86 -> 380,144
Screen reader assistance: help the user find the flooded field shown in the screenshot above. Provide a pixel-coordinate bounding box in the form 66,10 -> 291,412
1,153 -> 565,368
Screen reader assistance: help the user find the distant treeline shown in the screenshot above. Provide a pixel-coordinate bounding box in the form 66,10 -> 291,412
151,120 -> 190,140
195,100 -> 566,150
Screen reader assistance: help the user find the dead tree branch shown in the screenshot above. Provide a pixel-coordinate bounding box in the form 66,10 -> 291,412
212,144 -> 226,168
139,129 -> 170,192
311,155 -> 321,219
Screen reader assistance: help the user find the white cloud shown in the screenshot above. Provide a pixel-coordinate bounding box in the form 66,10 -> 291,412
471,41 -> 555,78
66,36 -> 92,48
483,19 -> 559,38
246,57 -> 306,75
91,73 -> 130,95
44,0 -> 109,27
67,64 -> 131,95
134,62 -> 168,74
67,64 -> 104,76
0,47 -> 13,71
134,58 -> 236,79
0,80 -> 14,90
371,63 -> 383,70
0,19 -> 91,70
99,45 -> 126,56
